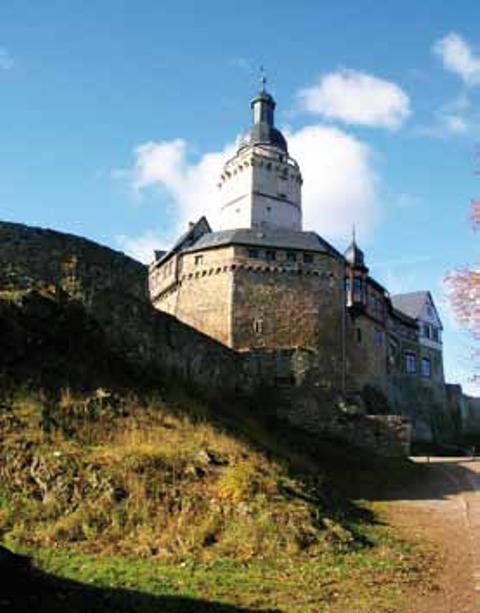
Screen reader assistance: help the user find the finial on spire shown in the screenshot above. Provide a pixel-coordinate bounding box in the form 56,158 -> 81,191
352,223 -> 356,244
259,65 -> 267,91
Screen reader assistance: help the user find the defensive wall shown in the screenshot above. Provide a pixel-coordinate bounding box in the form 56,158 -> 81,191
0,220 -> 410,456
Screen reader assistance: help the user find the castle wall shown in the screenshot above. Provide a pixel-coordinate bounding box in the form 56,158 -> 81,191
0,221 -> 147,303
149,253 -> 179,308
346,314 -> 388,394
174,248 -> 235,347
0,220 -> 412,457
231,252 -> 345,391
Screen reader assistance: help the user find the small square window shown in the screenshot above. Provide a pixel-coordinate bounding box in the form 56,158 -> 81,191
248,248 -> 259,259
194,255 -> 203,266
286,251 -> 297,263
303,253 -> 313,264
266,250 -> 276,261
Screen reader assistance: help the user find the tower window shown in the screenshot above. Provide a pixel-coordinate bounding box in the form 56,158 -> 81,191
266,250 -> 276,261
374,329 -> 383,346
356,328 -> 362,343
303,253 -> 313,264
248,248 -> 260,259
405,352 -> 417,375
286,251 -> 297,263
421,358 -> 431,378
353,277 -> 363,301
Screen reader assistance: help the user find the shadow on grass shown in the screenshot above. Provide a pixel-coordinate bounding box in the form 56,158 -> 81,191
0,547 -> 270,613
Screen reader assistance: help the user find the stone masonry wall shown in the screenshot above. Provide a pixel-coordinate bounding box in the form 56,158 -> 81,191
346,313 -> 388,395
0,221 -> 147,303
0,221 -> 410,456
0,221 -> 243,394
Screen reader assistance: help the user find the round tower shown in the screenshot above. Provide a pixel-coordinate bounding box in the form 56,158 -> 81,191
218,82 -> 302,231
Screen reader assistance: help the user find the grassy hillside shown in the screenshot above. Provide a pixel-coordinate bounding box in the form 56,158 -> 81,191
0,289 -> 434,611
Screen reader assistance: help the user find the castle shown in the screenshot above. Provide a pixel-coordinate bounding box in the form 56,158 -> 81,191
148,84 -> 448,443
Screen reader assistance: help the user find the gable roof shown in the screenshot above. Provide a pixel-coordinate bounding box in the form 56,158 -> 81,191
152,216 -> 211,265
391,291 -> 442,328
391,291 -> 428,320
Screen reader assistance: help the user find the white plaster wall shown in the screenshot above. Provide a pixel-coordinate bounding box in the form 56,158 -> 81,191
418,295 -> 443,349
251,193 -> 301,230
217,146 -> 302,231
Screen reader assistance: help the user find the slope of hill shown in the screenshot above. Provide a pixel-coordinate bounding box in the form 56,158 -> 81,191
0,221 -> 433,611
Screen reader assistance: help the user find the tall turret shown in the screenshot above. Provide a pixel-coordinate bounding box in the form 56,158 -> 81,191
345,228 -> 369,309
217,82 -> 302,231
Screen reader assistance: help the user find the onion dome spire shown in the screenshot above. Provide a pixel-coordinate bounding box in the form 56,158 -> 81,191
238,68 -> 288,153
344,225 -> 368,271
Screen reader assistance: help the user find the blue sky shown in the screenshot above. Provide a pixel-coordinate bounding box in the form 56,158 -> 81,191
0,0 -> 478,392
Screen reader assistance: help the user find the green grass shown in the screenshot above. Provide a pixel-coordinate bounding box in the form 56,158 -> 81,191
0,389 -> 434,611
8,530 -> 430,612
0,289 -> 435,610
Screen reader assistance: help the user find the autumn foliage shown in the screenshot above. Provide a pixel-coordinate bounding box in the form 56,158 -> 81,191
445,196 -> 480,386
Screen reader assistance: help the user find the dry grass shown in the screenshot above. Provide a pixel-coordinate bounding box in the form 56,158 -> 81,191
0,389 -> 345,562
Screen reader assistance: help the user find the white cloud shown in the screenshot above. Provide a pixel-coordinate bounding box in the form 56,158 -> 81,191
442,114 -> 468,134
287,125 -> 378,239
298,69 -> 411,130
116,230 -> 170,264
130,138 -> 236,228
417,93 -> 472,138
433,32 -> 480,86
0,47 -> 13,71
119,124 -> 379,249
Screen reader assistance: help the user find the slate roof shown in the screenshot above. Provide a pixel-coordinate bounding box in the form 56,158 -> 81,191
153,216 -> 211,265
391,291 -> 430,320
182,227 -> 342,259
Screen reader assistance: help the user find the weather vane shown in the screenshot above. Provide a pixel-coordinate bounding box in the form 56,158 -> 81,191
259,65 -> 267,90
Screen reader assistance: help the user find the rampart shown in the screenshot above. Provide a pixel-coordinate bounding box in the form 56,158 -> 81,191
0,221 -> 411,456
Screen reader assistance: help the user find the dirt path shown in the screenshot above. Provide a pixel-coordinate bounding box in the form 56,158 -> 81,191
385,457 -> 480,613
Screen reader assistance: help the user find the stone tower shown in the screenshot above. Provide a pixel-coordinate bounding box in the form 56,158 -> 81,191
217,84 -> 303,231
